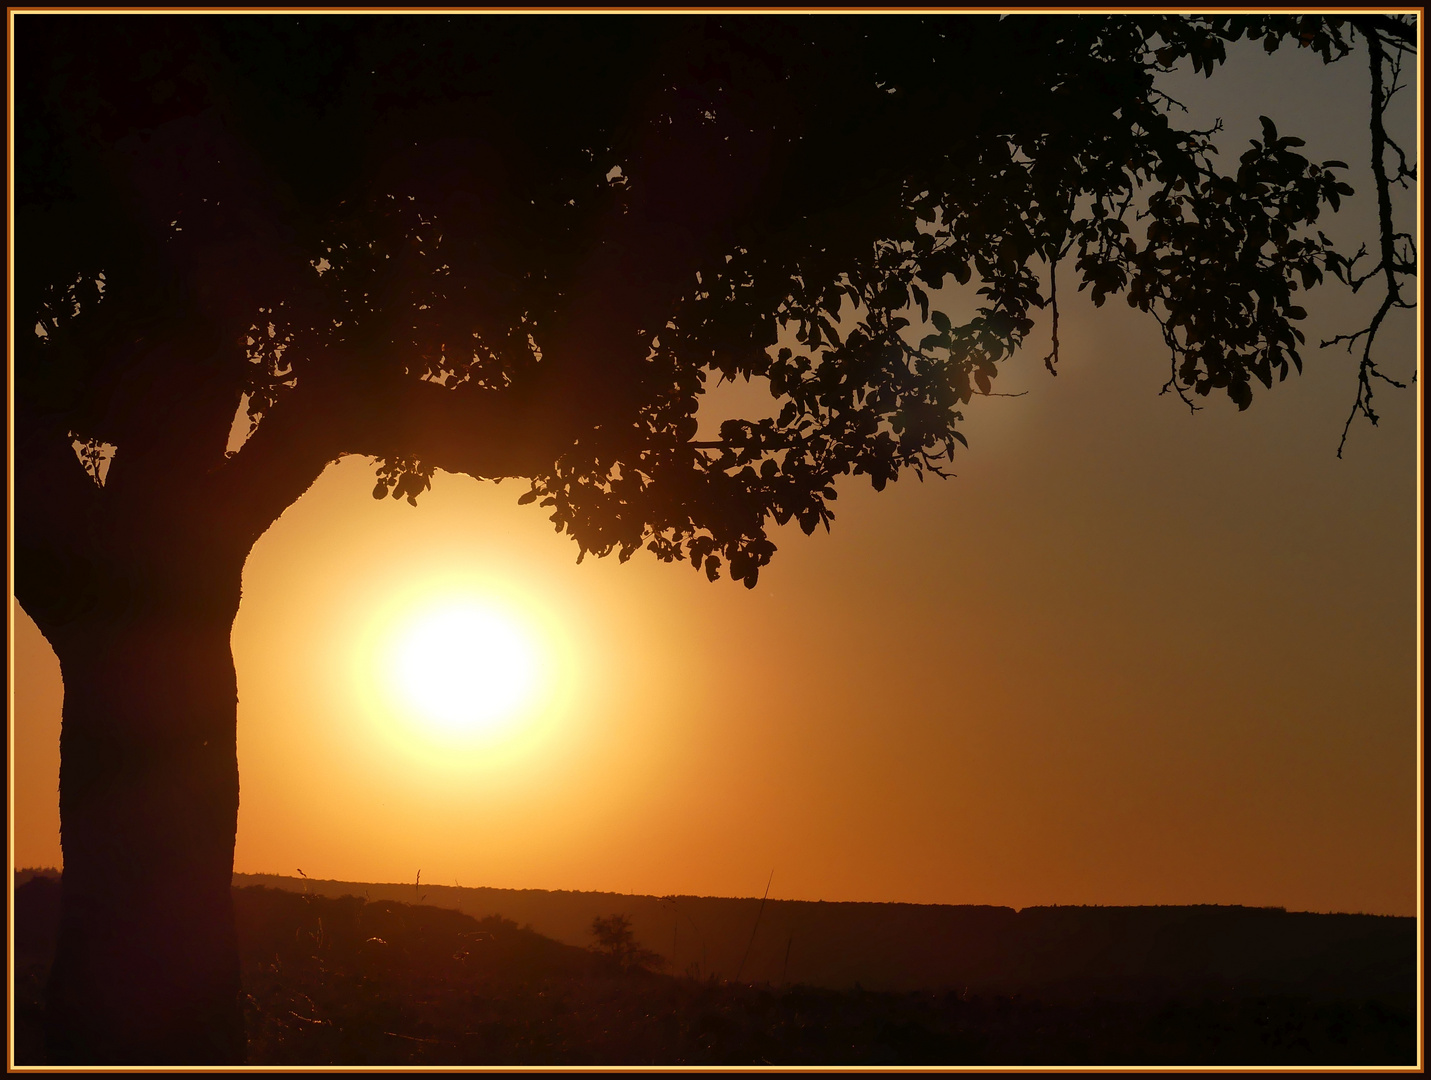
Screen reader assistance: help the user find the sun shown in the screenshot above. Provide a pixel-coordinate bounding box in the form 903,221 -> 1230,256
389,600 -> 540,737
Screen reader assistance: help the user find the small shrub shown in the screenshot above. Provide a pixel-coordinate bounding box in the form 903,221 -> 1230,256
591,914 -> 664,973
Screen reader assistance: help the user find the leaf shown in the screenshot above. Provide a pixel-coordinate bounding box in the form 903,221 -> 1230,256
930,310 -> 951,333
910,283 -> 930,323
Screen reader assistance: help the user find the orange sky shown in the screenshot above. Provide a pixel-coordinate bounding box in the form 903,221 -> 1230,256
10,36 -> 1421,916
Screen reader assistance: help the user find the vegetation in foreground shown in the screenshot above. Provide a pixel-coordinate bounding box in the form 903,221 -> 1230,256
11,876 -> 1414,1066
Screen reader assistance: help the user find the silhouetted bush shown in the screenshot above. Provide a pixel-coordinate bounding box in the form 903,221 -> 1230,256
590,914 -> 665,974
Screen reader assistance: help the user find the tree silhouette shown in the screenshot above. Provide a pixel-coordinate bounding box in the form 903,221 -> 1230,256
13,13 -> 1415,1064
590,914 -> 664,973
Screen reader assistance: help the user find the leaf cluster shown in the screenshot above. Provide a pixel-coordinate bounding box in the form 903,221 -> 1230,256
14,14 -> 1410,591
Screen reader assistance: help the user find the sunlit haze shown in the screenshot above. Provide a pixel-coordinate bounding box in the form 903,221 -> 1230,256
384,599 -> 542,740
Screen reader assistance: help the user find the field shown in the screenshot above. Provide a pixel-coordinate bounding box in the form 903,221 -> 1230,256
11,872 -> 1417,1066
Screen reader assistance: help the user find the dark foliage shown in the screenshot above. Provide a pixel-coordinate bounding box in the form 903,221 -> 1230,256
17,15 -> 1415,597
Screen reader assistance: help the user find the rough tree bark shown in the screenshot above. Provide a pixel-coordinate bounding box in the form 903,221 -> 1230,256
16,448 -> 256,1062
44,600 -> 246,1064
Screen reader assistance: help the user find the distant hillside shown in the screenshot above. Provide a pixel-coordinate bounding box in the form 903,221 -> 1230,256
14,874 -> 1416,1066
230,873 -> 1415,1002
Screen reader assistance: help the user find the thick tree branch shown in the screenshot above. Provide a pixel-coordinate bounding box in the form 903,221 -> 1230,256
12,409 -> 106,637
207,366 -> 567,548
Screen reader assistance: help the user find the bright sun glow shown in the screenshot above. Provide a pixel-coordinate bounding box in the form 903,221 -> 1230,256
390,602 -> 540,736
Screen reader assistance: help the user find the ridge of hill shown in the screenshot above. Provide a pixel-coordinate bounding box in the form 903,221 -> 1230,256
12,872 -> 1416,1065
227,871 -> 1415,1001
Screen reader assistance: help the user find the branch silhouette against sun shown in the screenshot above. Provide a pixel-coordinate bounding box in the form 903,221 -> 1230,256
12,13 -> 1416,1065
1315,17 -> 1418,457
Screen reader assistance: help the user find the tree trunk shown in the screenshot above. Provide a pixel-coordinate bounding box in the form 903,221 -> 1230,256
43,601 -> 246,1064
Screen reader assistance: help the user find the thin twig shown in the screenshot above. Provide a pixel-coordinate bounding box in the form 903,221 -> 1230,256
1334,22 -> 1417,458
734,871 -> 774,983
1042,253 -> 1061,375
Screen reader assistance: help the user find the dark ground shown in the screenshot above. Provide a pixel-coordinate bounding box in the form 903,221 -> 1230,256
10,876 -> 1417,1066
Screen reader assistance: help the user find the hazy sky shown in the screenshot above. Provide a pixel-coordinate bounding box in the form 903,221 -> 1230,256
10,30 -> 1420,917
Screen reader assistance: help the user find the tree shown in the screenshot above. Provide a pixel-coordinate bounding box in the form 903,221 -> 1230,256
12,12 -> 1415,1064
590,914 -> 664,973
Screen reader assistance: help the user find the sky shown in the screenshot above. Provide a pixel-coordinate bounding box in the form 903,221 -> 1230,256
10,31 -> 1421,917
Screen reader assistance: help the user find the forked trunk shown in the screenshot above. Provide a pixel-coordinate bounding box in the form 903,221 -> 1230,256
44,598 -> 246,1064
